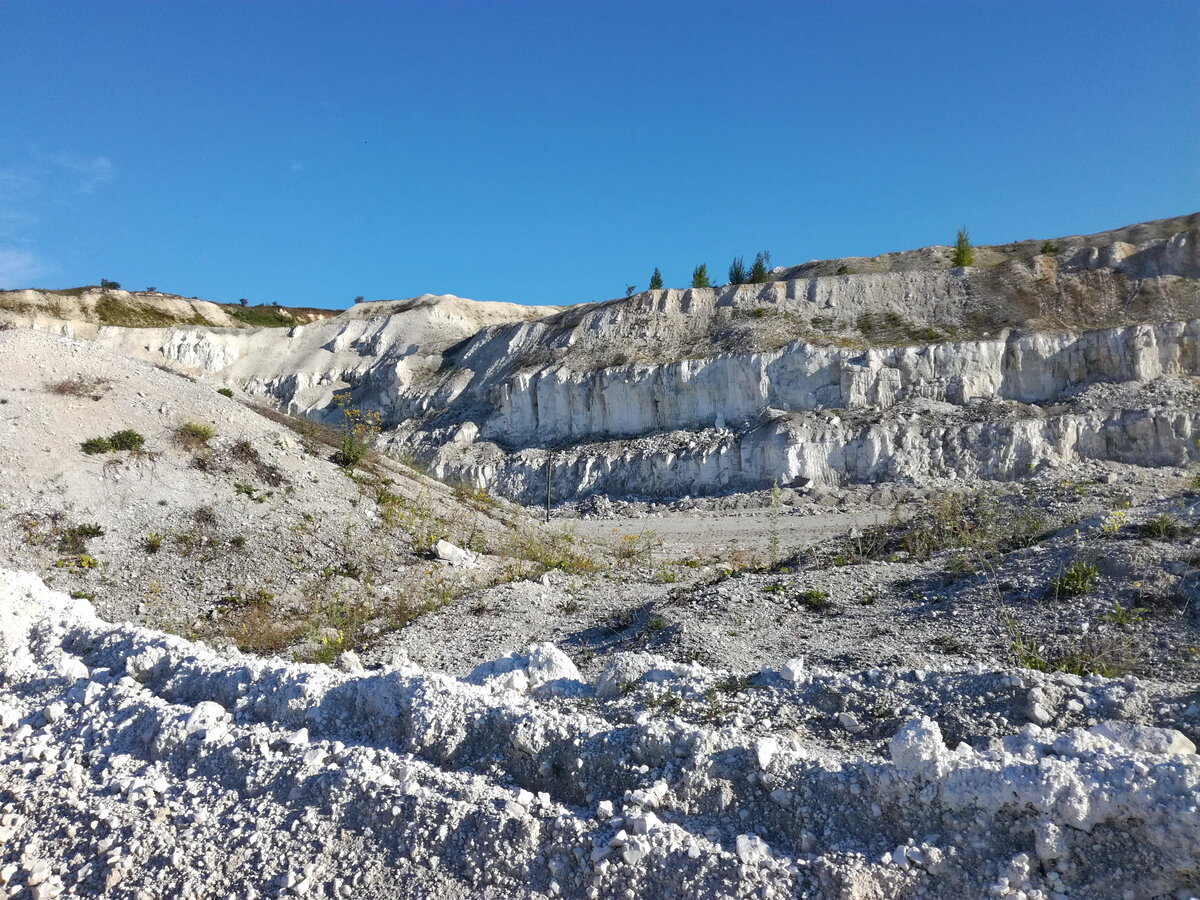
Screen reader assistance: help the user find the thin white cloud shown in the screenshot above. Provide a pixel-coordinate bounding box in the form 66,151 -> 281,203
0,247 -> 49,288
0,207 -> 38,239
0,166 -> 42,199
0,150 -> 112,289
289,160 -> 305,174
52,154 -> 115,194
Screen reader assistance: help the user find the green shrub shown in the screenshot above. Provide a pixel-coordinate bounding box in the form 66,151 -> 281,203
691,264 -> 711,288
1051,560 -> 1099,598
217,388 -> 234,398
80,429 -> 145,454
649,267 -> 663,290
1102,599 -> 1147,627
108,429 -> 145,451
799,588 -> 833,610
81,436 -> 113,455
144,532 -> 163,554
951,228 -> 975,267
332,392 -> 381,469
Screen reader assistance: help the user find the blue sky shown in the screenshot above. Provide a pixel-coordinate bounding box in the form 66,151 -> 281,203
1,1 -> 1197,309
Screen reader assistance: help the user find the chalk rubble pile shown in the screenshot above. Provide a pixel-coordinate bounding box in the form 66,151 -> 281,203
2,568 -> 1197,899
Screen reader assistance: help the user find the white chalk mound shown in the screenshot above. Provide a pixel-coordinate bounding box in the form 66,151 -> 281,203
1,567 -> 1197,899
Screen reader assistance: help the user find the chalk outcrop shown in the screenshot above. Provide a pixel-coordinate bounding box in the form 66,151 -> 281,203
24,217 -> 1198,501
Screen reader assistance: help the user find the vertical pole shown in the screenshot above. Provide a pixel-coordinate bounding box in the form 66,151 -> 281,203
545,452 -> 553,523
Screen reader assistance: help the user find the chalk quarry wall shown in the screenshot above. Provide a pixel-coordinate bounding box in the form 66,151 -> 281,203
80,229 -> 1200,501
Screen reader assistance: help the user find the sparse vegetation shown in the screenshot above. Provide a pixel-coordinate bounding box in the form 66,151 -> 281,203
855,309 -> 946,345
1099,509 -> 1129,537
81,437 -> 114,455
230,439 -> 286,486
452,483 -> 497,508
234,482 -> 271,503
109,429 -> 146,451
96,294 -> 214,328
1005,613 -> 1136,677
768,479 -> 781,568
55,554 -> 98,569
332,392 -> 381,470
230,602 -> 302,656
217,387 -> 234,398
897,491 -> 1048,566
611,529 -> 659,562
1140,513 -> 1181,540
506,524 -> 600,576
691,264 -> 711,289
1102,599 -> 1147,627
931,634 -> 973,656
221,304 -> 302,327
48,376 -> 110,400
174,421 -> 216,450
649,268 -> 663,290
57,523 -> 104,555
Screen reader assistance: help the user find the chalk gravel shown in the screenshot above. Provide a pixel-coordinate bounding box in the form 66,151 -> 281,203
1,568 -> 1197,900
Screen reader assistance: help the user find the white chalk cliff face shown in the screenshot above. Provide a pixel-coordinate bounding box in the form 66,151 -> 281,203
89,221 -> 1200,502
